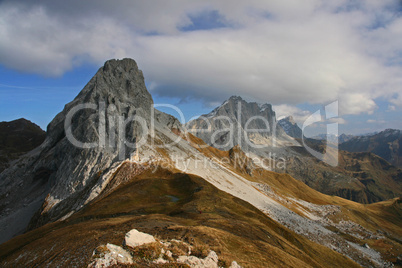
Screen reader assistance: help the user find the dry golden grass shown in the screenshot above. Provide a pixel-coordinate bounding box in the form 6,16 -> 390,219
1,135 -> 400,267
183,137 -> 402,264
0,167 -> 361,268
225,153 -> 402,264
185,132 -> 229,159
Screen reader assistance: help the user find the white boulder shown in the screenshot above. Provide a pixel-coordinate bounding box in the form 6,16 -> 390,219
154,257 -> 168,264
177,250 -> 219,268
206,251 -> 219,263
124,229 -> 156,248
230,260 -> 242,268
177,255 -> 204,267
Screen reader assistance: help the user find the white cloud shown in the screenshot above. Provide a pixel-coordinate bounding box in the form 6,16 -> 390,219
388,105 -> 396,111
390,93 -> 402,107
367,119 -> 386,124
338,93 -> 377,115
0,0 -> 401,115
273,104 -> 311,124
328,117 -> 346,125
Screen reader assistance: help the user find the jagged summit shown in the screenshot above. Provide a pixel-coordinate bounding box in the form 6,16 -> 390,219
224,95 -> 273,110
284,116 -> 296,124
278,116 -> 302,139
202,95 -> 276,120
228,95 -> 243,101
187,96 -> 297,151
380,128 -> 401,138
46,58 -> 154,150
74,58 -> 153,107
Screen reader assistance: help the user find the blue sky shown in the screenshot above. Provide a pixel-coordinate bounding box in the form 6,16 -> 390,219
1,0 -> 401,135
0,64 -> 214,130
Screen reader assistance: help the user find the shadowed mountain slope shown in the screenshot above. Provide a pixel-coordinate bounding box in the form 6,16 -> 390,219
0,118 -> 45,172
281,146 -> 402,204
340,129 -> 402,168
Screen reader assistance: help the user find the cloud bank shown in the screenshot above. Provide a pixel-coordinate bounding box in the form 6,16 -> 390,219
1,0 -> 401,116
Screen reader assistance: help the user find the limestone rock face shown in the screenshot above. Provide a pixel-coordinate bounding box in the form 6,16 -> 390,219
177,250 -> 219,268
124,229 -> 156,248
88,243 -> 133,267
230,261 -> 242,268
278,116 -> 303,139
0,58 -> 181,243
186,96 -> 298,151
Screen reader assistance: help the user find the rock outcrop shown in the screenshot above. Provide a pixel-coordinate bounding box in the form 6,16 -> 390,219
89,229 -> 242,268
124,229 -> 156,248
177,250 -> 219,268
88,243 -> 133,267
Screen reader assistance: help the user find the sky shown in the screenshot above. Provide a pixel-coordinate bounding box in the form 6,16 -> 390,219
0,0 -> 402,135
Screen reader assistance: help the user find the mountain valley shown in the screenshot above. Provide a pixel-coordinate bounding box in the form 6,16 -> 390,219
0,59 -> 401,268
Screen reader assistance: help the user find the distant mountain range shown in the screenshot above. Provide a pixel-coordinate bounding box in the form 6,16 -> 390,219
340,129 -> 402,168
311,133 -> 355,144
277,116 -> 402,169
278,117 -> 354,144
189,97 -> 401,204
0,59 -> 401,267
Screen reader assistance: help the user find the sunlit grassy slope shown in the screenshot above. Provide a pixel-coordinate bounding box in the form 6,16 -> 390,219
1,167 -> 361,267
1,133 -> 400,267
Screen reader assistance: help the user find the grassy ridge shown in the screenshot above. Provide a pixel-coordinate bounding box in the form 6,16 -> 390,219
0,167 -> 359,267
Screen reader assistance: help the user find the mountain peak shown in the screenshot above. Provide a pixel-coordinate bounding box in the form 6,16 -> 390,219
74,58 -> 153,107
284,116 -> 296,124
102,58 -> 140,73
228,95 -> 243,102
0,58 -> 162,239
187,96 -> 300,150
278,116 -> 302,139
382,128 -> 401,135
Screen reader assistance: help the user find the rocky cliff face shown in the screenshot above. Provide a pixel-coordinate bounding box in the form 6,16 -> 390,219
0,58 -> 181,243
186,96 -> 298,151
278,116 -> 302,139
40,58 -> 155,207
